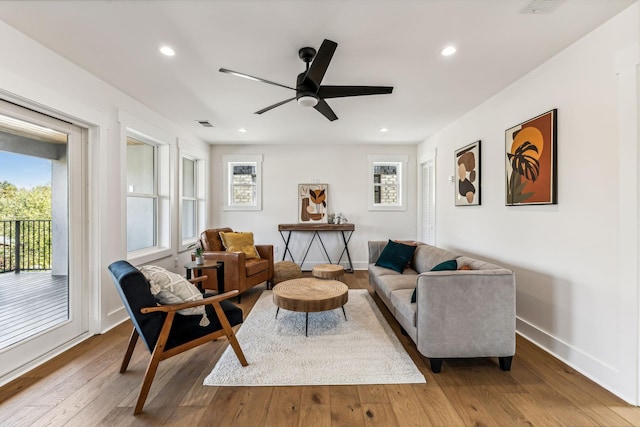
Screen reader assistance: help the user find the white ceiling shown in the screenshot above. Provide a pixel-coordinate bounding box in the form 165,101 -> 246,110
0,0 -> 635,145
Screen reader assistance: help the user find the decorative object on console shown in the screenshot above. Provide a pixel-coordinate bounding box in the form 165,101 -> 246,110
505,109 -> 557,205
298,184 -> 328,223
455,140 -> 481,206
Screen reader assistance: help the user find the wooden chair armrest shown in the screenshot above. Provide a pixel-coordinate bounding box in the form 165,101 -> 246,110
188,276 -> 208,285
141,290 -> 240,313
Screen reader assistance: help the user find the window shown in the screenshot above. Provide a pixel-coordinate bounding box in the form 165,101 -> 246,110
223,155 -> 262,211
120,110 -> 173,263
180,152 -> 205,249
368,155 -> 408,211
126,137 -> 157,251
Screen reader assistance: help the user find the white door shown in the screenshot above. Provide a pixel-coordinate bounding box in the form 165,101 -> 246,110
0,99 -> 88,383
420,160 -> 436,245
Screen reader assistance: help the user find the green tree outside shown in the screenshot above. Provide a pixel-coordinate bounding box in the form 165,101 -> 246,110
0,180 -> 52,271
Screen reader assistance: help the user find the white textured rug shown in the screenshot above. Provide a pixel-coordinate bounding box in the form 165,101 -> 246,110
204,289 -> 425,386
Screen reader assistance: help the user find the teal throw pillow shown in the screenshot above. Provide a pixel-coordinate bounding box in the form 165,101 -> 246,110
411,259 -> 457,303
375,240 -> 417,273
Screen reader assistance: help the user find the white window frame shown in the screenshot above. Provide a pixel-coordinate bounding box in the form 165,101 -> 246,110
222,154 -> 263,211
179,148 -> 206,251
120,110 -> 173,264
367,154 -> 408,211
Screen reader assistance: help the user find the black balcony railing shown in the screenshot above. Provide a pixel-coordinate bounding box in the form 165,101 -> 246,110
0,220 -> 52,273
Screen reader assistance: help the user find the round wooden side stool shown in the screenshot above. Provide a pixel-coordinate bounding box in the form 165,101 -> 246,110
273,261 -> 302,285
312,264 -> 345,281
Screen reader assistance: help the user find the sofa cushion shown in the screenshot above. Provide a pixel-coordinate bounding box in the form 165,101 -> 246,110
411,259 -> 457,303
375,240 -> 417,273
391,289 -> 417,327
245,258 -> 269,276
412,244 -> 460,273
373,274 -> 418,301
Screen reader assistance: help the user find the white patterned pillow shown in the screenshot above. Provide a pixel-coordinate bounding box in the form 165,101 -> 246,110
139,265 -> 209,327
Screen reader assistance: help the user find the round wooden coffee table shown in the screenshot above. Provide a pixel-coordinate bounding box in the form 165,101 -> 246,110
272,278 -> 348,336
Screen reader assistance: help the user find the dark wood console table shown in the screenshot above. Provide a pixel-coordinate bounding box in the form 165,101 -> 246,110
278,223 -> 355,272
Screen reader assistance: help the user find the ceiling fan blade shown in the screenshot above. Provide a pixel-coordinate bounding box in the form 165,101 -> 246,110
255,97 -> 296,114
314,99 -> 338,121
219,68 -> 295,91
318,85 -> 394,99
303,39 -> 337,90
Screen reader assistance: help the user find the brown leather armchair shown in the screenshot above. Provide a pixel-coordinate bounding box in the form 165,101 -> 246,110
196,228 -> 273,296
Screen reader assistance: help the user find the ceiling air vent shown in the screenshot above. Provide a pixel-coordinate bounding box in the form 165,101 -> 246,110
196,120 -> 214,128
520,0 -> 564,14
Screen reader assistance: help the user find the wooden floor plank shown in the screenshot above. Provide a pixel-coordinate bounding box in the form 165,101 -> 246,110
330,385 -> 366,426
299,385 -> 332,427
0,271 -> 639,426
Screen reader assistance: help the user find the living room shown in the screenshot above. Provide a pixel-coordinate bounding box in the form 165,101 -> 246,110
0,0 -> 638,424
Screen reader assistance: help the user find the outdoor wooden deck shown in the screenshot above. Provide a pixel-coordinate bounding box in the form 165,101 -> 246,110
0,272 -> 68,349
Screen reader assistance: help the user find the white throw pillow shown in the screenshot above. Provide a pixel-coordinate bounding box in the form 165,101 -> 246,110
139,265 -> 210,327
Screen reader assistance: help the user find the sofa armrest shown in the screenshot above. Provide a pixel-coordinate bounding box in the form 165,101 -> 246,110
415,269 -> 516,359
368,241 -> 388,264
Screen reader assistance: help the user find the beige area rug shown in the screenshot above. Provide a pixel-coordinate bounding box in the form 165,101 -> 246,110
204,289 -> 426,386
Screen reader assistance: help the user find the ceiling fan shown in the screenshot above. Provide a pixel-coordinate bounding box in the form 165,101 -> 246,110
219,39 -> 393,121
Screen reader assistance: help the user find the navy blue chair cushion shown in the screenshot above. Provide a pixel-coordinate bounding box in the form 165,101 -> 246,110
108,260 -> 244,352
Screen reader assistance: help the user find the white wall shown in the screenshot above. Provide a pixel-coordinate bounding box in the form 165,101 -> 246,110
0,20 -> 210,337
211,144 -> 417,270
418,4 -> 640,404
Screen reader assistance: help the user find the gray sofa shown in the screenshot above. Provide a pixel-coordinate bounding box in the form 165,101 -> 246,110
368,240 -> 516,373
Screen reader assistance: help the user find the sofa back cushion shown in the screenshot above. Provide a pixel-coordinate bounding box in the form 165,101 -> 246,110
412,244 -> 460,273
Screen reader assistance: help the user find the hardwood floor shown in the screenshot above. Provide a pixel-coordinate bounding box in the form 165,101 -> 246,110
1,270 -> 639,426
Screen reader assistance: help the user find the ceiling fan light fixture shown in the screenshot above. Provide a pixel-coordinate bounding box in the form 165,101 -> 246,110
297,95 -> 319,107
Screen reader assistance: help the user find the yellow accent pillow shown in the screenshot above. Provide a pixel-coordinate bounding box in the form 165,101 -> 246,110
219,231 -> 261,259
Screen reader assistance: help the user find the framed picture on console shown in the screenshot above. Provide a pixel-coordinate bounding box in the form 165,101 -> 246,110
454,141 -> 481,206
505,109 -> 557,205
298,184 -> 328,223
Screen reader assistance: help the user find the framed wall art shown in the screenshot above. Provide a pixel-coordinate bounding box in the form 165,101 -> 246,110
298,184 -> 328,223
455,141 -> 481,206
505,109 -> 557,205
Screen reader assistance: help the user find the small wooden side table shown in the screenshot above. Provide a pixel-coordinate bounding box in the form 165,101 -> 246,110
272,278 -> 348,336
184,260 -> 224,293
312,264 -> 345,281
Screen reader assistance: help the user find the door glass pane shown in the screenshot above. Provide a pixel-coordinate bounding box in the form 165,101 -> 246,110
126,196 -> 156,251
0,119 -> 69,349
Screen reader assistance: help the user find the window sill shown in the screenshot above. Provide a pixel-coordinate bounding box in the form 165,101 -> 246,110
127,247 -> 172,266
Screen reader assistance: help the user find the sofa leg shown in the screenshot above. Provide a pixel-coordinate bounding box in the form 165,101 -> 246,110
499,356 -> 513,371
399,326 -> 408,336
429,358 -> 443,373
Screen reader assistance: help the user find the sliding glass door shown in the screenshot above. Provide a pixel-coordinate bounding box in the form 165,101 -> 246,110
0,99 -> 88,383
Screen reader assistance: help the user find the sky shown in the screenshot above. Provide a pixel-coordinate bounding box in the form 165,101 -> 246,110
0,151 -> 51,189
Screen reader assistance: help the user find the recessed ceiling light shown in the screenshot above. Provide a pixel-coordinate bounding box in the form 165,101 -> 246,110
159,45 -> 175,57
238,128 -> 247,133
441,46 -> 456,56
379,128 -> 389,133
